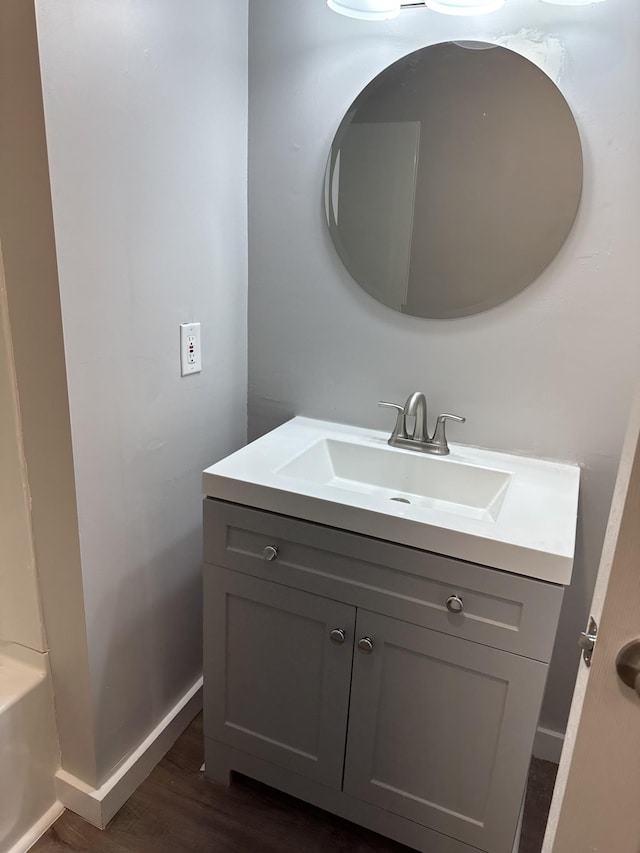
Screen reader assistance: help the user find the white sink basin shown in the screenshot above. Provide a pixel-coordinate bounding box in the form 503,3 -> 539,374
203,417 -> 580,584
276,438 -> 511,523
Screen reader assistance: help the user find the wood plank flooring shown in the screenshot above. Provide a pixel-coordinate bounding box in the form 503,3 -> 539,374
34,713 -> 557,853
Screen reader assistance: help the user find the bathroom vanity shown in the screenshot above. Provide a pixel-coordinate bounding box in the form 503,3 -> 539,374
202,418 -> 579,853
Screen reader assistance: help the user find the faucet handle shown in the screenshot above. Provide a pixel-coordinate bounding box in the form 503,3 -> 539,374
430,414 -> 466,456
437,413 -> 466,424
378,401 -> 408,440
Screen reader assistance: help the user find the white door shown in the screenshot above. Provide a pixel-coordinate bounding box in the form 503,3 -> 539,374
543,390 -> 640,852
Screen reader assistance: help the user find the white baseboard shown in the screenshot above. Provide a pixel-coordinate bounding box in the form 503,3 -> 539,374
7,801 -> 65,853
55,676 -> 203,828
533,725 -> 564,764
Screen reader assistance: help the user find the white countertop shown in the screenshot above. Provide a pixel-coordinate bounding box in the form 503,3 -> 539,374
203,417 -> 580,585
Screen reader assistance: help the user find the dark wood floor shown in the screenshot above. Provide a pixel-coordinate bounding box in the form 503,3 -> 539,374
34,713 -> 558,853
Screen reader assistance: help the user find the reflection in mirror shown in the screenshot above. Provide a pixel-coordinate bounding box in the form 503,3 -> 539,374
325,42 -> 583,319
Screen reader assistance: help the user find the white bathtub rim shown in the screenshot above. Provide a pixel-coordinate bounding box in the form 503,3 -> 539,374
0,644 -> 60,853
0,652 -> 46,714
0,641 -> 48,671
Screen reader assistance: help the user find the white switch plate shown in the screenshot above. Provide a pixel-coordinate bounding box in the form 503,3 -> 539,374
180,322 -> 201,375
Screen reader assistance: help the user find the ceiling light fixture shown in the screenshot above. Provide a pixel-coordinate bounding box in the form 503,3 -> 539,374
541,0 -> 605,5
327,0 -> 505,19
424,0 -> 504,13
327,0 -> 402,20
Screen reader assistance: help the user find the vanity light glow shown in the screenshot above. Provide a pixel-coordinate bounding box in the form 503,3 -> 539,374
327,0 -> 401,20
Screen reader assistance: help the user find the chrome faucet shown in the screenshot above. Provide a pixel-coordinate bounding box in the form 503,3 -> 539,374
405,391 -> 428,443
378,393 -> 465,456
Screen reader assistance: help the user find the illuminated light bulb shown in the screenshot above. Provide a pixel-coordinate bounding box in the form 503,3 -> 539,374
327,0 -> 402,20
425,0 -> 504,14
542,0 -> 605,5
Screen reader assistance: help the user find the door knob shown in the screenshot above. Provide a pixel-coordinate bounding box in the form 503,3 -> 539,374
330,628 -> 346,645
357,637 -> 374,654
616,640 -> 640,697
263,545 -> 279,561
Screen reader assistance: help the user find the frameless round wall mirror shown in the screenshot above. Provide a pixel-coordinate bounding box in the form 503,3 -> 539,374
324,42 -> 583,318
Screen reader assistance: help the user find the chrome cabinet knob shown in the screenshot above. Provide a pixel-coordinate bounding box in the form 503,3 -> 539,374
616,640 -> 640,697
263,545 -> 279,561
357,637 -> 374,654
330,628 -> 346,645
446,594 -> 464,614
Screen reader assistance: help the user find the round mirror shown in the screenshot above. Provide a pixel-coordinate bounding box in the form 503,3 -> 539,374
324,43 -> 583,318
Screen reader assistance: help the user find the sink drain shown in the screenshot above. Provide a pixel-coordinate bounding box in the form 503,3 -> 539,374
390,496 -> 411,504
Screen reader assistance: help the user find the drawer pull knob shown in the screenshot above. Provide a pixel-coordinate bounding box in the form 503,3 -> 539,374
446,594 -> 464,614
263,545 -> 279,561
330,628 -> 346,645
357,637 -> 374,654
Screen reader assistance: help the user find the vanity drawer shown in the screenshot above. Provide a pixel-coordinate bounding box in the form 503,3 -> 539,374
203,499 -> 563,662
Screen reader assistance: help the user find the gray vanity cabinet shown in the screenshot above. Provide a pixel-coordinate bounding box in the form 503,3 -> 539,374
343,609 -> 547,853
203,498 -> 564,853
204,568 -> 355,789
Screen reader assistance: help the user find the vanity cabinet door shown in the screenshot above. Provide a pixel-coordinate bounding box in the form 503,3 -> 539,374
343,611 -> 548,853
204,566 -> 356,790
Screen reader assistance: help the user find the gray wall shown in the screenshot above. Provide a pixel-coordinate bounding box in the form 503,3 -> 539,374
247,0 -> 640,734
35,0 -> 248,785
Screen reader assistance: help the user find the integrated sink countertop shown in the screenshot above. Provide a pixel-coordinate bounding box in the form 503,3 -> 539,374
202,417 -> 580,584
